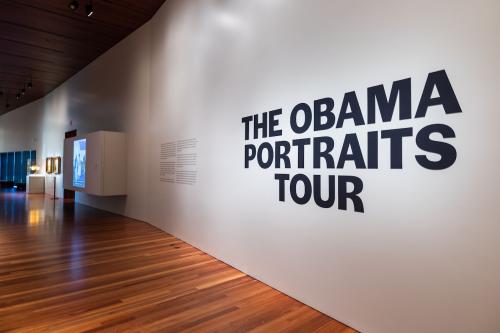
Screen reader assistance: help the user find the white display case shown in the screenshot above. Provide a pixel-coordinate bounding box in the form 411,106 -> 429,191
63,131 -> 126,196
26,175 -> 45,194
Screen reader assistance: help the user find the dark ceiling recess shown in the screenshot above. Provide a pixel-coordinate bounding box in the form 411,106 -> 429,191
0,0 -> 166,115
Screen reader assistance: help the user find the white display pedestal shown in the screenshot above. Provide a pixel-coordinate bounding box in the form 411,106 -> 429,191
45,176 -> 56,197
27,175 -> 45,194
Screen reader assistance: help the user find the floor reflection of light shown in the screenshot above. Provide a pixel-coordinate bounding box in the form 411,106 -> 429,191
70,233 -> 84,280
29,209 -> 45,225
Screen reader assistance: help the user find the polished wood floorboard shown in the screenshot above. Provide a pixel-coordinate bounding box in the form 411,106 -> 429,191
0,191 -> 356,333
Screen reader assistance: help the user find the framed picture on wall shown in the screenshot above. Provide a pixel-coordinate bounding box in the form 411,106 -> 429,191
46,157 -> 53,174
53,157 -> 61,174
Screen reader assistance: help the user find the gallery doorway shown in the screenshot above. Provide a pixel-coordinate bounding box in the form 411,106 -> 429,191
64,129 -> 77,200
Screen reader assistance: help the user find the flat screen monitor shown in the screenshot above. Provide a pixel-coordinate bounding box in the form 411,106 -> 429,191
73,139 -> 86,188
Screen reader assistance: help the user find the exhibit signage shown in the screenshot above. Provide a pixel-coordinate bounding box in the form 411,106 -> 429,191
242,70 -> 462,212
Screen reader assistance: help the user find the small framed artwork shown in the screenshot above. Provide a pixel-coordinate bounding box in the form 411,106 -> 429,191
53,157 -> 62,174
46,157 -> 54,174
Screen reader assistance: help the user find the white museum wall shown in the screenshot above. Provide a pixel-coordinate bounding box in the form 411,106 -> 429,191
1,1 -> 500,332
147,1 -> 500,332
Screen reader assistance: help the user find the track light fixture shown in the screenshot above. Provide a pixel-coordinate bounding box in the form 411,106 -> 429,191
86,2 -> 94,17
1,77 -> 33,110
68,0 -> 94,17
69,0 -> 79,11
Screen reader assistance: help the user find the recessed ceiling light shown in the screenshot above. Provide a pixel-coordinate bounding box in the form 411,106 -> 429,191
69,0 -> 79,11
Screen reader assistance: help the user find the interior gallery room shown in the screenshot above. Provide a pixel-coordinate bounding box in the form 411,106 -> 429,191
0,1 -> 499,332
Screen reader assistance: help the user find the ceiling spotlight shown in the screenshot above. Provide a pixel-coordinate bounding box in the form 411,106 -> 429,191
28,81 -> 32,89
21,88 -> 26,95
16,93 -> 20,100
86,2 -> 94,17
68,0 -> 79,11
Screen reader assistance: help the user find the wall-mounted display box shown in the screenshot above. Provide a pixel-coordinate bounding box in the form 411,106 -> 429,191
63,131 -> 126,196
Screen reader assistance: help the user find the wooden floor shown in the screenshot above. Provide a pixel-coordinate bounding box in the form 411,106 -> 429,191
0,190 -> 356,333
